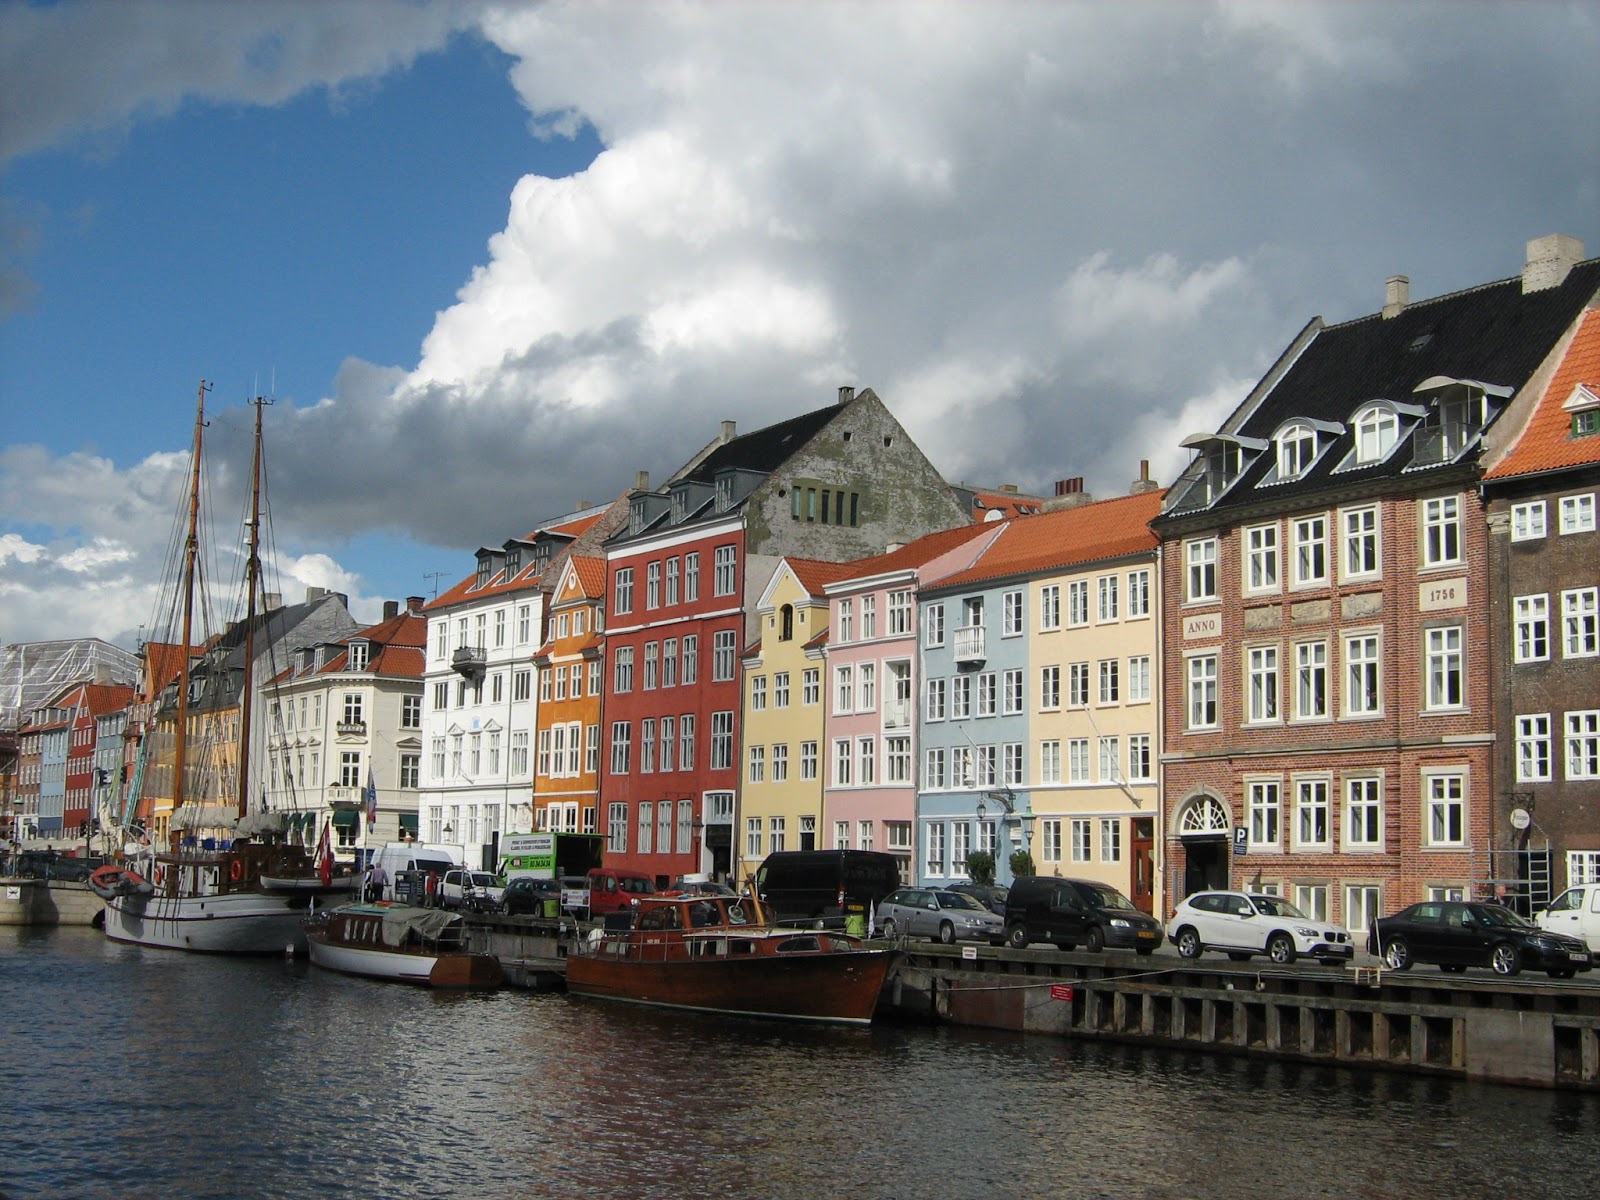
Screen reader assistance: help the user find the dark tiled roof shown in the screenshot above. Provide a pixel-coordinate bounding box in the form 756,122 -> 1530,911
679,402 -> 848,483
1168,259 -> 1600,517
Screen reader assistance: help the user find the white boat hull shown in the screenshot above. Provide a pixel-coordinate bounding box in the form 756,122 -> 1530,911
306,938 -> 439,983
103,891 -> 309,954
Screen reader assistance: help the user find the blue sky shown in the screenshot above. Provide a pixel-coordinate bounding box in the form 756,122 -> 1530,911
2,1 -> 1598,647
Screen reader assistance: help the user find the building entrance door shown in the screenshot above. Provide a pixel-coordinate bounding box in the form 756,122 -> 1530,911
1131,818 -> 1155,913
1182,835 -> 1229,898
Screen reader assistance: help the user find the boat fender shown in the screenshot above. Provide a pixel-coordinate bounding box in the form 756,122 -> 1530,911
586,927 -> 604,948
230,859 -> 244,883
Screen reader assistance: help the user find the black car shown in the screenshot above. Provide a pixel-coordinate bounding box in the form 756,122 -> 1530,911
1003,876 -> 1162,954
501,876 -> 563,916
1368,900 -> 1594,979
943,882 -> 1009,916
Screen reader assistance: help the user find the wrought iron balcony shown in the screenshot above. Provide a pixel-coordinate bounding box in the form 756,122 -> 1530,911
451,644 -> 487,678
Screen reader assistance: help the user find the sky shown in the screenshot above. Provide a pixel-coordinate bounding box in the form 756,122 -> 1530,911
2,0 -> 1598,650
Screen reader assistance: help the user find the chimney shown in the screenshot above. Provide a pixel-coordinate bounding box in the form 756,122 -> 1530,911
383,600 -> 399,620
1382,275 -> 1409,319
575,499 -> 591,511
1044,477 -> 1093,511
996,484 -> 1019,494
406,596 -> 425,613
1523,233 -> 1585,293
838,385 -> 855,405
1129,459 -> 1161,495
306,586 -> 327,602
721,420 -> 737,443
263,592 -> 282,611
635,470 -> 650,492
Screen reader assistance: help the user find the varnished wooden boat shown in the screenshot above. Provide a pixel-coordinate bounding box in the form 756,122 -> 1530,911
564,892 -> 895,1024
305,902 -> 503,989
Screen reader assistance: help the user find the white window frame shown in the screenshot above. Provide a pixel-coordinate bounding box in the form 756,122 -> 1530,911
1291,514 -> 1328,588
1514,594 -> 1550,663
1422,495 -> 1462,567
1562,588 -> 1599,658
1511,501 -> 1547,542
1559,493 -> 1596,535
1516,714 -> 1551,783
1344,776 -> 1383,850
1341,505 -> 1381,581
1186,539 -> 1217,603
1292,776 -> 1331,852
1424,625 -> 1465,711
1423,770 -> 1467,847
1243,523 -> 1279,594
1246,778 -> 1281,850
1568,711 -> 1600,780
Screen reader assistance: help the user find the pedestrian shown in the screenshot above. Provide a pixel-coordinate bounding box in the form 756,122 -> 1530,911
368,861 -> 389,902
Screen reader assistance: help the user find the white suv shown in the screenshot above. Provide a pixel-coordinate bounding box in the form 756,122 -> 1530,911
438,869 -> 504,912
1166,890 -> 1354,966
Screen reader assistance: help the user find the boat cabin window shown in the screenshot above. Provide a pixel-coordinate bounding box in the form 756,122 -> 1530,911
775,936 -> 822,954
637,905 -> 682,930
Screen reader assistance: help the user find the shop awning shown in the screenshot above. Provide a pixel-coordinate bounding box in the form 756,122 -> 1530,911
398,813 -> 419,835
331,809 -> 359,829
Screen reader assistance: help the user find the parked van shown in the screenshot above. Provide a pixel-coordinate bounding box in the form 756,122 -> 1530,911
1003,876 -> 1162,953
753,850 -> 901,928
1538,883 -> 1600,951
369,842 -> 463,903
585,866 -> 656,919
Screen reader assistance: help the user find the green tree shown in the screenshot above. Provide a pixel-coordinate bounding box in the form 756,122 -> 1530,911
1009,850 -> 1035,878
965,851 -> 995,886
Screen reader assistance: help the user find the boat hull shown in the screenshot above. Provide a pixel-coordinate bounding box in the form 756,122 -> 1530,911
305,930 -> 503,988
103,891 -> 310,954
565,946 -> 894,1024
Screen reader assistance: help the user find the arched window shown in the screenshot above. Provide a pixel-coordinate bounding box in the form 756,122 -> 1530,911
1178,796 -> 1231,835
1276,422 -> 1318,479
1353,404 -> 1399,463
779,604 -> 795,641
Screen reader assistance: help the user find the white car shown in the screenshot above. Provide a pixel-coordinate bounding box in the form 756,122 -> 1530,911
438,869 -> 505,912
1537,883 -> 1600,951
1166,890 -> 1355,965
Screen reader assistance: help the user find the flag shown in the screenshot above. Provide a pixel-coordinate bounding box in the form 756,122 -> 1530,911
317,821 -> 333,888
363,767 -> 377,831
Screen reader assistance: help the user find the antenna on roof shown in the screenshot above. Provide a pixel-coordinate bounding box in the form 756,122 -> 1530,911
424,571 -> 446,599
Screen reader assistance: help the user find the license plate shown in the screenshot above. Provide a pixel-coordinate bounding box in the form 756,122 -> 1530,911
1570,952 -> 1589,963
1137,930 -> 1157,939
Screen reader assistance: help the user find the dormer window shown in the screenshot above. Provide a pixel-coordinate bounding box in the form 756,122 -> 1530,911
629,497 -> 648,535
505,548 -> 521,577
1353,405 -> 1399,463
1177,432 -> 1266,506
672,490 -> 688,522
715,475 -> 733,511
1276,423 -> 1318,479
1564,384 -> 1600,439
1410,376 -> 1512,466
348,641 -> 369,672
475,557 -> 494,589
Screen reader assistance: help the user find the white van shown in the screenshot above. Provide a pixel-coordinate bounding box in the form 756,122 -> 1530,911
369,842 -> 464,902
1537,883 -> 1600,951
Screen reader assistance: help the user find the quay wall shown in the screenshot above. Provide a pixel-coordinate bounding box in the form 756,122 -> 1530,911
0,879 -> 103,927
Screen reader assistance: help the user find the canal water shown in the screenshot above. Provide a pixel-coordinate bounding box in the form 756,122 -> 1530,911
5,926 -> 1596,1200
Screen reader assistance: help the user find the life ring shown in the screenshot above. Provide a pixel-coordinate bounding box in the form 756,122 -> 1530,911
153,866 -> 165,886
229,859 -> 244,883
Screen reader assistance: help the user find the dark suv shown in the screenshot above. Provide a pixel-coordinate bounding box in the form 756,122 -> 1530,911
1003,876 -> 1162,954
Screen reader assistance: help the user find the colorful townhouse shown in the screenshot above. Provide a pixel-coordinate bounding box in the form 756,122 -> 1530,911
1151,234 -> 1600,932
599,386 -> 973,886
818,524 -> 1004,883
737,558 -> 855,881
530,552 -> 608,837
418,502 -> 627,870
261,598 -> 428,860
1481,304 -> 1600,902
916,481 -> 1164,901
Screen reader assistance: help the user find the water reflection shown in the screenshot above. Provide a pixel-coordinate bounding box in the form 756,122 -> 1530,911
4,927 -> 1596,1200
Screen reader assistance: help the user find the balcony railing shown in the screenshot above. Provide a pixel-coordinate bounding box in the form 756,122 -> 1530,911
335,721 -> 367,736
451,644 -> 487,678
953,626 -> 986,664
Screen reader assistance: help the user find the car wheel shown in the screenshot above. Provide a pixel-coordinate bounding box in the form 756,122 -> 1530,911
881,919 -> 898,939
1384,939 -> 1412,971
1440,963 -> 1467,974
1267,933 -> 1297,965
1548,968 -> 1577,980
1006,923 -> 1028,950
1176,927 -> 1203,959
1491,943 -> 1521,977
1085,926 -> 1105,953
938,921 -> 956,945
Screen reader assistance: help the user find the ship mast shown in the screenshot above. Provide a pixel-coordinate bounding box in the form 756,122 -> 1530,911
235,395 -> 269,819
172,380 -> 209,834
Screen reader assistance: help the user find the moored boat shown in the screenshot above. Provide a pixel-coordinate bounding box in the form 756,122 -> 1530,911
564,892 -> 895,1024
304,901 -> 504,988
87,864 -> 155,901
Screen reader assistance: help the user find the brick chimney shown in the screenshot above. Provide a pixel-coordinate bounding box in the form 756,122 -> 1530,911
1044,476 -> 1093,511
1129,459 -> 1161,495
383,600 -> 399,620
1523,234 -> 1585,293
1382,275 -> 1409,319
406,596 -> 425,613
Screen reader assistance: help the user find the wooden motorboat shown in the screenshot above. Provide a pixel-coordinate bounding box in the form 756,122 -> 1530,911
564,892 -> 895,1024
304,902 -> 503,989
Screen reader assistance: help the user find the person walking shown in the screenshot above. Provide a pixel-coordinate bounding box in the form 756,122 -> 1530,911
368,861 -> 389,902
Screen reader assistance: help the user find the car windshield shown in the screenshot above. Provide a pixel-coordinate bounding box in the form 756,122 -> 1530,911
469,874 -> 495,887
1473,904 -> 1534,929
937,893 -> 987,912
1250,896 -> 1306,919
1084,886 -> 1135,911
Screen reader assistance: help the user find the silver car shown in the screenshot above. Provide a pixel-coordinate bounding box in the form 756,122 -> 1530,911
878,887 -> 1005,945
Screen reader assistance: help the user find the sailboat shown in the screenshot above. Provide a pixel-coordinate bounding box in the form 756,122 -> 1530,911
102,383 -> 352,954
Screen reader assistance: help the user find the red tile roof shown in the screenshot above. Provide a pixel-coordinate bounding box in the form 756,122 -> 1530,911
785,558 -> 863,597
830,522 -> 1003,584
934,489 -> 1165,589
1485,308 -> 1600,479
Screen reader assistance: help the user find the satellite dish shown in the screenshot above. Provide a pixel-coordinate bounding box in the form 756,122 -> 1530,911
1510,808 -> 1531,830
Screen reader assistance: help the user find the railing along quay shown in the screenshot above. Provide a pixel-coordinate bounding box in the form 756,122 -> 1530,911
883,942 -> 1600,1092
